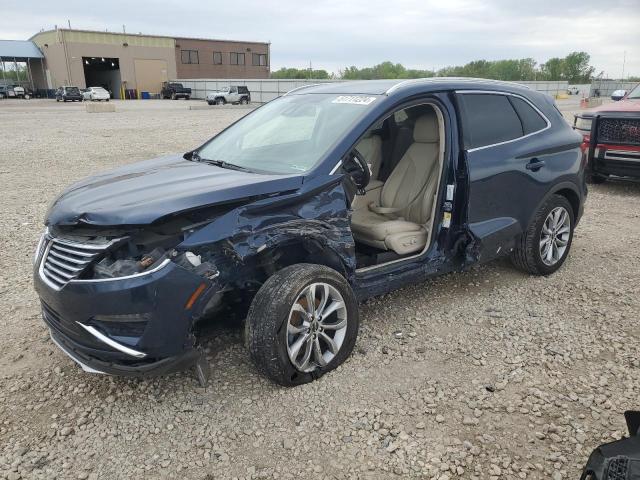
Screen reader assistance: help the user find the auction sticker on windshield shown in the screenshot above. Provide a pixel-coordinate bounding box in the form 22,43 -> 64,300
332,95 -> 377,105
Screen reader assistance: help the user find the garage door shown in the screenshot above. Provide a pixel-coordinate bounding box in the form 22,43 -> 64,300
134,59 -> 168,94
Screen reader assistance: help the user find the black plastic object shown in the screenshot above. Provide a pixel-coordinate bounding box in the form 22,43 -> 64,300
580,411 -> 640,480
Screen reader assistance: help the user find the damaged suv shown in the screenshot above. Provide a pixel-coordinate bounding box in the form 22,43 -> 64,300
34,79 -> 586,386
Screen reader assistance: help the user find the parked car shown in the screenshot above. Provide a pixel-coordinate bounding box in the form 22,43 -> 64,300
161,82 -> 191,100
567,86 -> 580,95
574,82 -> 640,183
34,79 -> 586,387
4,85 -> 26,98
82,86 -> 110,101
55,86 -> 83,102
0,85 -> 6,99
611,89 -> 628,101
206,86 -> 251,105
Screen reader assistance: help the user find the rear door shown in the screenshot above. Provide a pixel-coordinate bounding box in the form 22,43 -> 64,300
456,91 -> 551,263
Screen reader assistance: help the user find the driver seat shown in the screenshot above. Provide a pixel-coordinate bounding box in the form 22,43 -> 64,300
351,112 -> 440,255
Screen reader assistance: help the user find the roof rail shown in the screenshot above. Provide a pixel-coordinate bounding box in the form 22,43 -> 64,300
385,77 -> 531,95
283,83 -> 322,96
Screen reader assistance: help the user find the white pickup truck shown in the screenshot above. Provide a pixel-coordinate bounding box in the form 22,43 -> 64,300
206,86 -> 251,105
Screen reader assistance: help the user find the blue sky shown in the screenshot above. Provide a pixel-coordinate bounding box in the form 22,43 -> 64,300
2,0 -> 639,77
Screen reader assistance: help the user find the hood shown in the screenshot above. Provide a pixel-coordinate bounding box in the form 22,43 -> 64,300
584,98 -> 640,115
46,155 -> 304,226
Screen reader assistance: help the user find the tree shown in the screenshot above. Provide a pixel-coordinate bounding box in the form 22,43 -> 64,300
270,67 -> 330,79
563,51 -> 595,83
539,58 -> 565,80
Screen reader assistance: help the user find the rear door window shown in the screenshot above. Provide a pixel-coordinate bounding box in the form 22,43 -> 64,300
460,93 -> 523,149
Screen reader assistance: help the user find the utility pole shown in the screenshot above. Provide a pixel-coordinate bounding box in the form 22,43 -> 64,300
67,19 -> 71,29
622,51 -> 626,81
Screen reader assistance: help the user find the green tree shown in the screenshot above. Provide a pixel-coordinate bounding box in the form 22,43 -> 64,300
270,67 -> 330,79
539,57 -> 565,80
563,51 -> 595,83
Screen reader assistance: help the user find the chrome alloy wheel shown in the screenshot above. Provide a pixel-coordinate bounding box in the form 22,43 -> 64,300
539,206 -> 571,266
286,282 -> 348,372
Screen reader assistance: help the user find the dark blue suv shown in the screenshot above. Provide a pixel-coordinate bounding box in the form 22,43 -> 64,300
34,79 -> 586,386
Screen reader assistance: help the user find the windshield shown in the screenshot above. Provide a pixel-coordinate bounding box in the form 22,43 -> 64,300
628,84 -> 640,99
197,93 -> 378,174
65,87 -> 79,94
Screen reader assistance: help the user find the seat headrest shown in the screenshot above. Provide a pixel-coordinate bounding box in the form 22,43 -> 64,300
413,112 -> 439,143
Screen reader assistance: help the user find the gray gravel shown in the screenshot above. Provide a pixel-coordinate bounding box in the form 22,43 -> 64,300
1,98 -> 639,480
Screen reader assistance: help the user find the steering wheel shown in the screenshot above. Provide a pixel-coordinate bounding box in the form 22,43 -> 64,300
344,149 -> 371,195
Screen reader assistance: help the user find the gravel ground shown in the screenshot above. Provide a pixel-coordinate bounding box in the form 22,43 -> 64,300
1,98 -> 639,480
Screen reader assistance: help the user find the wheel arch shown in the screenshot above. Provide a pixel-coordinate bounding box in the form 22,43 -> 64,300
527,181 -> 583,229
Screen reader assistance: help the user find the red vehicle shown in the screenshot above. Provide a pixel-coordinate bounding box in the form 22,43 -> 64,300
574,83 -> 640,183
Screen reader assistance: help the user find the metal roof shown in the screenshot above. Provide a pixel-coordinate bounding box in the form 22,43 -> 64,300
0,40 -> 43,59
291,78 -> 533,96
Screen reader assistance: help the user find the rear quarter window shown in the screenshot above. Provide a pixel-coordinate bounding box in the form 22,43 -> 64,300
509,96 -> 548,134
460,93 -> 523,149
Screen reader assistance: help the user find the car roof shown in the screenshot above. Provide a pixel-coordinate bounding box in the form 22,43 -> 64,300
286,78 -> 533,96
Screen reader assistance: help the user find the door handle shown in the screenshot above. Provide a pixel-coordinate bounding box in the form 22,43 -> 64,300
526,158 -> 546,171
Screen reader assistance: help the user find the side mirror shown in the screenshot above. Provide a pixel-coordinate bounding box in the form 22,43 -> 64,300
342,150 -> 371,195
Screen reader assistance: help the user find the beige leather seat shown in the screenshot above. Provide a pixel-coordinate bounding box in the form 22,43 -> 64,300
351,112 -> 440,255
355,134 -> 383,181
351,134 -> 384,211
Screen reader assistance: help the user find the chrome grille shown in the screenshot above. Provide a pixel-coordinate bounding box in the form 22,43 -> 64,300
40,236 -> 110,290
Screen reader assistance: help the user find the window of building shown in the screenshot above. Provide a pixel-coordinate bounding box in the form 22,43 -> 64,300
460,93 -> 523,149
508,96 -> 548,135
252,53 -> 268,66
213,51 -> 222,65
230,52 -> 245,65
181,50 -> 199,64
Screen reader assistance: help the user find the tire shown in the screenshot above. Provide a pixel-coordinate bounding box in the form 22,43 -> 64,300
586,173 -> 607,184
246,264 -> 359,387
185,96 -> 190,100
171,93 -> 176,100
511,194 -> 575,276
215,97 -> 225,105
240,97 -> 248,105
56,98 -> 60,102
207,101 -> 214,106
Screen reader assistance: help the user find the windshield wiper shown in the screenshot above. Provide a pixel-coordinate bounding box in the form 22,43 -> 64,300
201,158 -> 253,172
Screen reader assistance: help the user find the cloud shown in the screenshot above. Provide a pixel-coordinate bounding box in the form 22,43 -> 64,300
1,0 -> 639,77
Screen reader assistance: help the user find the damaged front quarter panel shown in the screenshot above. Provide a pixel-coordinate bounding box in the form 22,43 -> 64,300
179,174 -> 356,309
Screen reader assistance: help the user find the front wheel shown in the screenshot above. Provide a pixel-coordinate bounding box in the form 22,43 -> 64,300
246,264 -> 359,386
511,194 -> 575,275
586,173 -> 607,184
215,97 -> 225,105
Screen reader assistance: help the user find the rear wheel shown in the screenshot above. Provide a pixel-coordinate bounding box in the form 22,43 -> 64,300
511,194 -> 575,276
240,97 -> 248,105
246,264 -> 359,386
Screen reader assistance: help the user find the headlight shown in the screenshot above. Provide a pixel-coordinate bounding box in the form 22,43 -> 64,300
575,116 -> 592,133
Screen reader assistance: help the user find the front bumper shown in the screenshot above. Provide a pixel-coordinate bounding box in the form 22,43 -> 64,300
35,258 -> 216,377
588,144 -> 640,178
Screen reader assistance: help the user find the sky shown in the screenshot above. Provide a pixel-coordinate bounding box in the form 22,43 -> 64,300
1,0 -> 639,78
